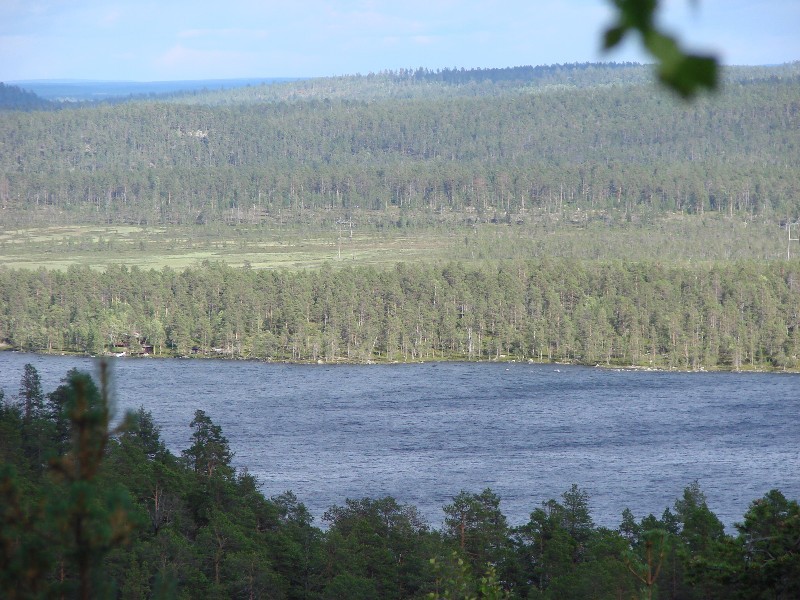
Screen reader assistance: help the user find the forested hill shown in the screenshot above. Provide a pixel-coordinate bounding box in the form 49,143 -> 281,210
167,62 -> 659,104
0,83 -> 53,112
1,63 -> 798,228
164,62 -> 800,105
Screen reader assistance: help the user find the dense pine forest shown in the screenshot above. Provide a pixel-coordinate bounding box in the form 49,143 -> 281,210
1,363 -> 798,599
1,63 -> 799,227
1,260 -> 799,369
1,63 -> 800,369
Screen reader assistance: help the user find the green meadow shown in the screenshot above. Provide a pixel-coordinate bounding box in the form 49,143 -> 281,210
0,213 -> 791,272
0,224 -> 456,270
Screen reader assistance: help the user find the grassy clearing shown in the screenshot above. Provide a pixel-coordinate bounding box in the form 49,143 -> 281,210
0,225 -> 164,245
0,225 -> 454,271
0,215 -> 790,271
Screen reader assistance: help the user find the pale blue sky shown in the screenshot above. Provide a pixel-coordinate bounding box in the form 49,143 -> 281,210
2,1 -> 798,81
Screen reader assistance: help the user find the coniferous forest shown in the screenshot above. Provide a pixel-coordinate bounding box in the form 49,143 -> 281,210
2,64 -> 800,228
1,63 -> 800,370
1,259 -> 799,369
1,363 -> 798,599
2,62 -> 800,597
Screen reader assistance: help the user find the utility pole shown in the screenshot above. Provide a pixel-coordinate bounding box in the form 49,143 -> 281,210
788,222 -> 799,260
336,218 -> 353,260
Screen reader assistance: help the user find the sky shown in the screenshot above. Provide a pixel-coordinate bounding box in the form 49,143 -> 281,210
1,0 -> 798,82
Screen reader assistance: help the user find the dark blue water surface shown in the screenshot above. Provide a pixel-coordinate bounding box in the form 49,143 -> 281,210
1,352 -> 797,530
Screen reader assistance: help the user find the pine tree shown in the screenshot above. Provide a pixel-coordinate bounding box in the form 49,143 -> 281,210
18,363 -> 44,422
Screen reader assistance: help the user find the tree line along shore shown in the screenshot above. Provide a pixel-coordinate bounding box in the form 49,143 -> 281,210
1,259 -> 798,370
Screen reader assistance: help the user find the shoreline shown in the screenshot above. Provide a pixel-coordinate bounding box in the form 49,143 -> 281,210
2,346 -> 796,374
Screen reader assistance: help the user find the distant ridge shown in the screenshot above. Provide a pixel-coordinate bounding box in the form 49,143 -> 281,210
6,77 -> 300,102
0,82 -> 53,111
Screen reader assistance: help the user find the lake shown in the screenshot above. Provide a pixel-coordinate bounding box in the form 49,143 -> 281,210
1,352 -> 797,530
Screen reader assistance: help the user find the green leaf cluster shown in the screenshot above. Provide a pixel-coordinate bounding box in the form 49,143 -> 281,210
604,0 -> 718,98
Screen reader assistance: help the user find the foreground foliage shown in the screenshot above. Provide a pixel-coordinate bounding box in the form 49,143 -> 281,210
1,364 -> 798,598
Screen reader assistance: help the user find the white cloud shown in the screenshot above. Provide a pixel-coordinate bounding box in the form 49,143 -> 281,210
178,28 -> 269,39
99,7 -> 123,27
412,35 -> 437,46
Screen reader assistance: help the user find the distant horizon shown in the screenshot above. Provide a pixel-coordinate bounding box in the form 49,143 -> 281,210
6,76 -> 299,84
9,59 -> 800,86
2,1 -> 798,82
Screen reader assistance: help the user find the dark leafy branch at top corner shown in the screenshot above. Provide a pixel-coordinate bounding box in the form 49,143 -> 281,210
605,0 -> 718,98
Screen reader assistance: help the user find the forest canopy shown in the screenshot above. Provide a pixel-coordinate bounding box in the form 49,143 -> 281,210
1,64 -> 799,369
1,259 -> 798,370
1,63 -> 798,229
